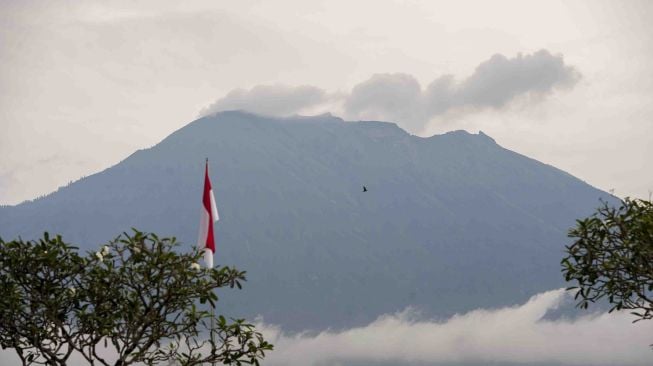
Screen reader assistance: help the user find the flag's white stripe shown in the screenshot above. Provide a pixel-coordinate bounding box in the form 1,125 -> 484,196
203,247 -> 213,268
210,189 -> 219,222
197,207 -> 210,248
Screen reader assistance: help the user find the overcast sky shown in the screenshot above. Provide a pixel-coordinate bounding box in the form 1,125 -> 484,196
1,0 -> 652,205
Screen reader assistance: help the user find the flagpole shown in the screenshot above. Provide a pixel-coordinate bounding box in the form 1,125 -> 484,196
211,304 -> 215,366
201,157 -> 218,366
207,157 -> 216,366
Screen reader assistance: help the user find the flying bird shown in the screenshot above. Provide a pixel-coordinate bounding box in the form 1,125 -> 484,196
363,186 -> 368,192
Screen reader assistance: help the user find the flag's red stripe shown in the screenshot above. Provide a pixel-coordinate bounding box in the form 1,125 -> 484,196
203,164 -> 215,252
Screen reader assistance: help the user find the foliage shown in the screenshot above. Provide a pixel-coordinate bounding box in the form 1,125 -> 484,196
0,230 -> 272,366
562,198 -> 653,321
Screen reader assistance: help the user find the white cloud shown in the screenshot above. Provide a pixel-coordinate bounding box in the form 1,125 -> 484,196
343,73 -> 425,131
259,289 -> 653,366
200,50 -> 579,134
0,339 -> 119,365
199,84 -> 334,118
346,50 -> 579,133
1,289 -> 650,366
454,50 -> 579,108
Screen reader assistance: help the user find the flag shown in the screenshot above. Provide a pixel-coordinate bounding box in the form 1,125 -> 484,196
198,160 -> 219,268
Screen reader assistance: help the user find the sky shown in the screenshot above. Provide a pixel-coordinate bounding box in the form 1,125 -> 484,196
1,0 -> 652,205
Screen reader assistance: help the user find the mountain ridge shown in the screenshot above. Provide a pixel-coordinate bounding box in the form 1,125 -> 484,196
1,111 -> 587,208
0,111 -> 614,331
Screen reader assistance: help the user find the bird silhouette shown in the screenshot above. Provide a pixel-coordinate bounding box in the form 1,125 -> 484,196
362,186 -> 368,192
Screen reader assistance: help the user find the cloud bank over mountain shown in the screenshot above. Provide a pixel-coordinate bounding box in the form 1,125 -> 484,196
200,50 -> 580,133
199,85 -> 332,117
2,289 -> 648,366
260,289 -> 651,366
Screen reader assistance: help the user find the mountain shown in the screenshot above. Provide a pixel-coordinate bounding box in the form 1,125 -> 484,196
0,111 -> 613,331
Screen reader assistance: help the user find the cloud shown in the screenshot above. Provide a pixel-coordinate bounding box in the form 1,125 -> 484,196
0,339 -> 119,365
1,289 -> 650,366
455,50 -> 580,108
200,50 -> 580,134
258,289 -> 652,366
199,84 -> 333,118
346,50 -> 580,132
343,73 -> 425,131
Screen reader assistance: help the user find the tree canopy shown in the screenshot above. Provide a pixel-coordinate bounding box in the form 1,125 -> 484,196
0,230 -> 272,366
562,197 -> 653,321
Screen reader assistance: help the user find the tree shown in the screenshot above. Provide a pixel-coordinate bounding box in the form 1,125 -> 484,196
0,230 -> 272,366
562,197 -> 653,321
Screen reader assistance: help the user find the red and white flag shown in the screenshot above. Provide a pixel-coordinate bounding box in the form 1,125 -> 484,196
198,160 -> 219,268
